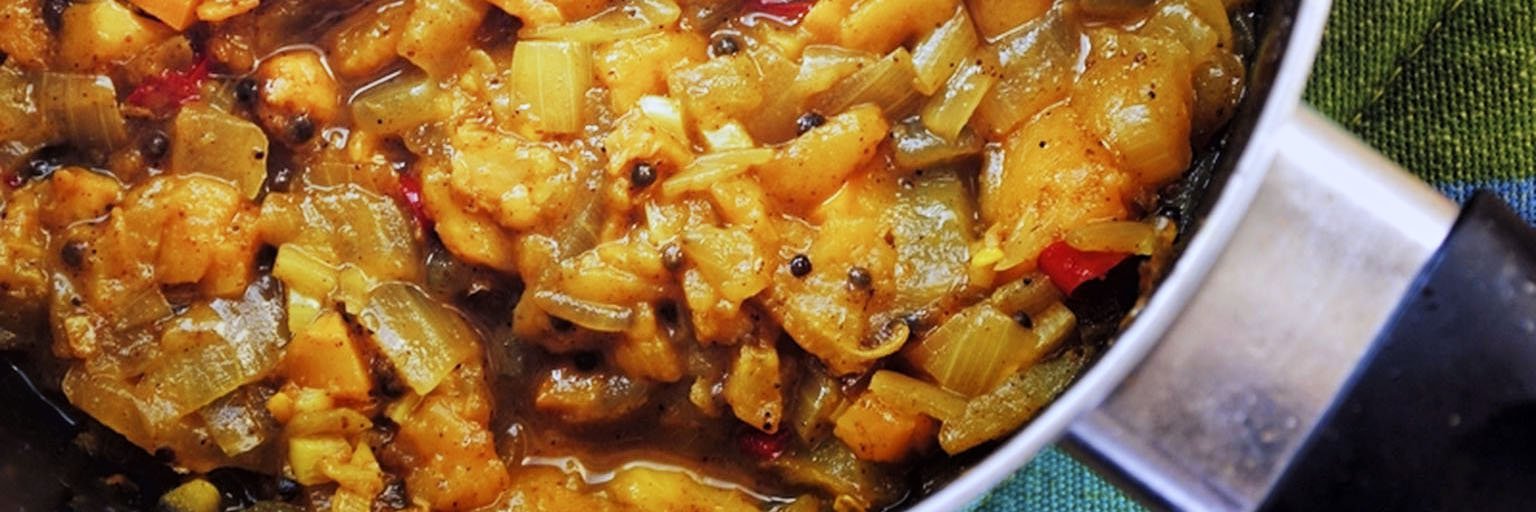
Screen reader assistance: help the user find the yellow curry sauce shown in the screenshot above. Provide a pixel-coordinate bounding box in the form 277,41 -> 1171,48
0,0 -> 1247,510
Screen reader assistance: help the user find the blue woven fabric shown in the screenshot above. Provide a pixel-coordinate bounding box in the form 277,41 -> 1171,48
975,0 -> 1534,509
965,447 -> 1140,511
1437,178 -> 1536,220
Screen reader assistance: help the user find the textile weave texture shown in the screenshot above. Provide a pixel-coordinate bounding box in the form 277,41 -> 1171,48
974,0 -> 1536,509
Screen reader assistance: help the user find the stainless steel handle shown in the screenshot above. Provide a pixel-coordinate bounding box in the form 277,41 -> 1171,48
1062,107 -> 1459,511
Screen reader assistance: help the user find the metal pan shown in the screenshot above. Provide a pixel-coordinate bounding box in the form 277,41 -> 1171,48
921,0 -> 1536,510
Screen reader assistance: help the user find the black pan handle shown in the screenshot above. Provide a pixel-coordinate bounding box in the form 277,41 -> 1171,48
1263,192 -> 1536,511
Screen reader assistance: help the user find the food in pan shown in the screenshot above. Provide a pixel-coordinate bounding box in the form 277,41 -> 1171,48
0,0 -> 1248,509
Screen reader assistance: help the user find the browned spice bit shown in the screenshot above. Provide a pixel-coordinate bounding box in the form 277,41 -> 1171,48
142,131 -> 170,161
234,77 -> 259,106
631,162 -> 658,188
288,114 -> 316,143
1013,311 -> 1033,329
795,112 -> 826,135
901,312 -> 922,333
710,34 -> 742,57
789,254 -> 812,277
60,240 -> 86,269
847,266 -> 872,289
661,242 -> 684,271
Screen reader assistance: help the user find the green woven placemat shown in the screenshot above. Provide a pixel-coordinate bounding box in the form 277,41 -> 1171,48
976,1 -> 1536,509
1309,0 -> 1536,214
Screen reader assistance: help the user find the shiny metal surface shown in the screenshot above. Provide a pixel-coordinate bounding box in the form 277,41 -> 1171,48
1063,109 -> 1459,511
912,1 -> 1335,510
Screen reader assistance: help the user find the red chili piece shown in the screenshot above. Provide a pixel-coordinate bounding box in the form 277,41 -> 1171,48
126,56 -> 213,114
742,0 -> 815,24
398,172 -> 433,229
737,427 -> 788,461
1037,240 -> 1129,296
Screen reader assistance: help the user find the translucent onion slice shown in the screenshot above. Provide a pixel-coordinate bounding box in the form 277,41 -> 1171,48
911,6 -> 981,95
141,277 -> 287,423
63,368 -> 156,447
738,44 -> 878,144
889,118 -> 984,172
523,0 -> 681,44
845,318 -> 909,361
170,104 -> 270,199
351,72 -> 446,136
939,350 -> 1085,454
197,386 -> 277,457
510,40 -> 593,135
799,45 -> 879,91
987,273 -> 1061,316
891,167 -> 975,311
359,282 -> 480,395
0,66 -> 48,169
905,285 -> 1076,398
766,439 -> 903,505
919,54 -> 999,141
971,10 -> 1080,138
115,286 -> 174,331
903,304 -> 1029,396
529,289 -> 635,333
661,147 -> 774,199
814,47 -> 920,116
272,244 -> 339,298
867,370 -> 967,422
38,73 -> 128,152
1065,220 -> 1159,255
788,366 -> 845,442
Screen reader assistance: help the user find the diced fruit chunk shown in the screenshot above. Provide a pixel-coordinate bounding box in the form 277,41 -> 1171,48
756,104 -> 889,211
288,435 -> 352,485
129,0 -> 199,30
59,0 -> 174,72
398,399 -> 511,510
594,32 -> 709,113
833,394 -> 935,462
980,103 -> 1132,274
282,312 -> 373,401
1075,30 -> 1196,186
